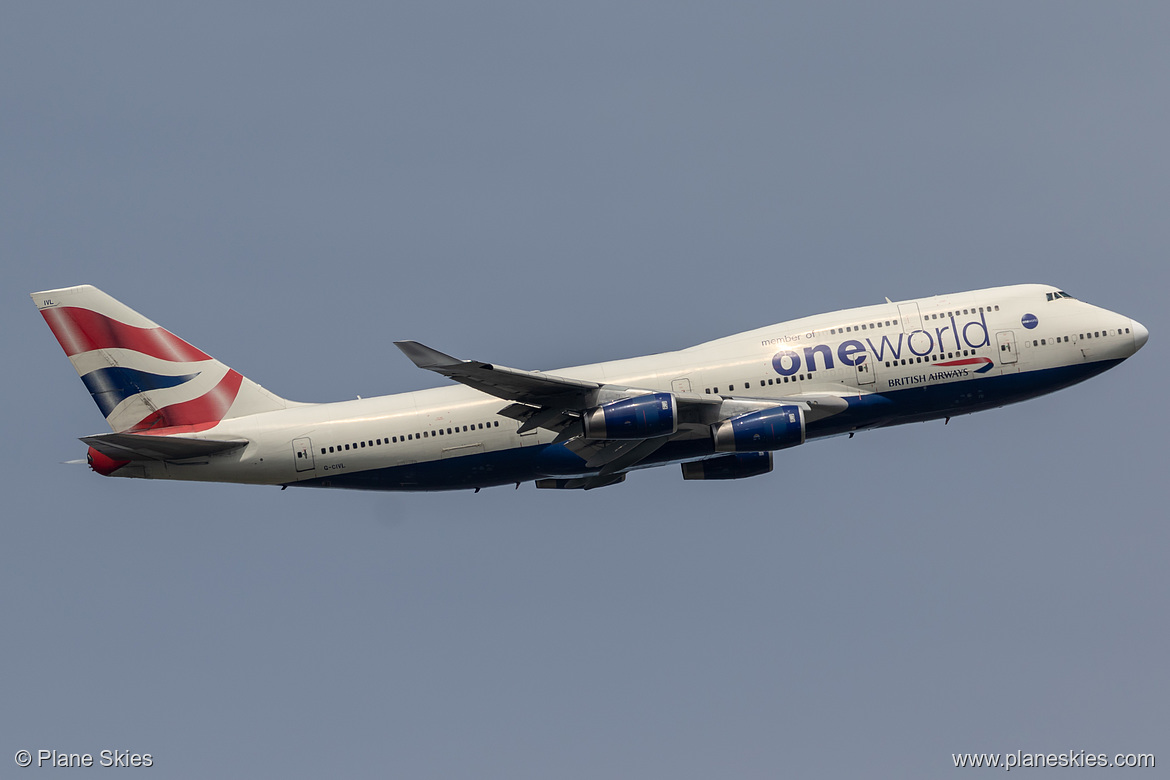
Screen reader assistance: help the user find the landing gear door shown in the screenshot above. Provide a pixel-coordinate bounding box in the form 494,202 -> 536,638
854,353 -> 876,386
293,437 -> 315,472
996,331 -> 1018,364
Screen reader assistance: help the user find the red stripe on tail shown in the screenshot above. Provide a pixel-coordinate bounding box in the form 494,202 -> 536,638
129,370 -> 244,431
41,307 -> 211,362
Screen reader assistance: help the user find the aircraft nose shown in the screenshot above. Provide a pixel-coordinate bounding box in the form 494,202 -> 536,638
1131,319 -> 1149,351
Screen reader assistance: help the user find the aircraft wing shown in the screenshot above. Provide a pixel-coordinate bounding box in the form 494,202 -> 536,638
394,340 -> 604,409
394,341 -> 849,487
82,432 -> 248,461
395,340 -> 724,483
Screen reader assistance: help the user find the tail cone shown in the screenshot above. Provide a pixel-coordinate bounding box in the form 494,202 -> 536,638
87,447 -> 129,476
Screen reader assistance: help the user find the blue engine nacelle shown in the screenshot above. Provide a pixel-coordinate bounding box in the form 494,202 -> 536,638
681,451 -> 773,481
582,393 -> 677,440
712,405 -> 805,452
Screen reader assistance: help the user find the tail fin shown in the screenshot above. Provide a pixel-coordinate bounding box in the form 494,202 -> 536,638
32,285 -> 296,432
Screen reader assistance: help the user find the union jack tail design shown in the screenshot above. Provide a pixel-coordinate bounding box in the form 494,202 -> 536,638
32,285 -> 293,432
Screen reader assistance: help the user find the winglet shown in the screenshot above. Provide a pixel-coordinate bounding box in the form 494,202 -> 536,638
393,341 -> 470,370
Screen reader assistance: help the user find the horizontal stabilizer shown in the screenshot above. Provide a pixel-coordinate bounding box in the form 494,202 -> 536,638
82,432 -> 248,461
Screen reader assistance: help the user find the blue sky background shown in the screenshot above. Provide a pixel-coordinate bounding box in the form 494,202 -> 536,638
3,3 -> 1167,777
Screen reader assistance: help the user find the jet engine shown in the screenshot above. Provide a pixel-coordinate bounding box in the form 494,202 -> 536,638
582,392 -> 677,440
681,451 -> 773,480
712,405 -> 805,452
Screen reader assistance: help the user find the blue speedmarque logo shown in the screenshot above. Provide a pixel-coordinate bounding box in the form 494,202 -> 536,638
1021,313 -> 1038,329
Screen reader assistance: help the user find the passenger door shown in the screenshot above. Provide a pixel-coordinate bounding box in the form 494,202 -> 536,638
996,331 -> 1018,364
292,437 -> 315,472
854,352 -> 876,386
898,302 -> 922,333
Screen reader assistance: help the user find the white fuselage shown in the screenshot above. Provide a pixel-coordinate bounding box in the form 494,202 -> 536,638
104,284 -> 1146,491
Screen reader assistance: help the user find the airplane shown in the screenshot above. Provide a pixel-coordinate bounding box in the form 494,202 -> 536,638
32,283 -> 1146,492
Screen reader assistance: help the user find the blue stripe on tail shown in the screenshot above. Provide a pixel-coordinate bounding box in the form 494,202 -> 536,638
80,367 -> 200,417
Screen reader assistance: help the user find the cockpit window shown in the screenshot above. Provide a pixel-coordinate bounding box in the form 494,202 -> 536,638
1047,291 -> 1075,301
